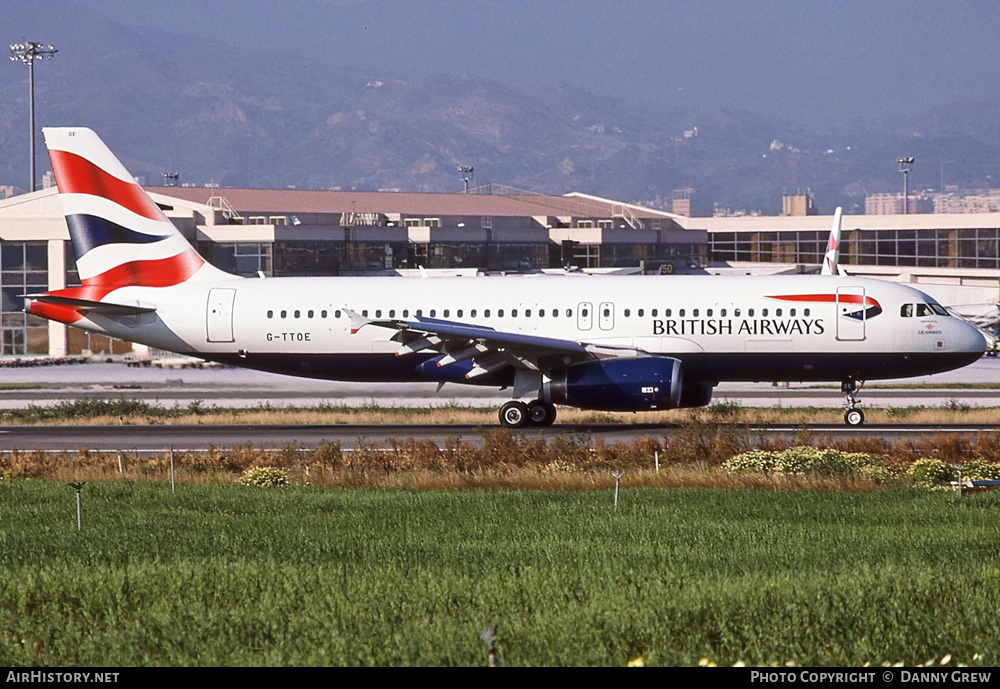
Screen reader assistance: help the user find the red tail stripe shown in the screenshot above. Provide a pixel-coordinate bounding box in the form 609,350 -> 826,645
49,149 -> 165,222
767,293 -> 879,307
81,248 -> 204,289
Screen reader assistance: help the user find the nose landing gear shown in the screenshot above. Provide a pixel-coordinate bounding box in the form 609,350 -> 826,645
842,379 -> 865,426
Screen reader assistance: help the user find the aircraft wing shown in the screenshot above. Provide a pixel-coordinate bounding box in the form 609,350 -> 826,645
346,309 -> 651,381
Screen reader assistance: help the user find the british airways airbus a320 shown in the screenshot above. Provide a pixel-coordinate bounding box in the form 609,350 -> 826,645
28,128 -> 985,427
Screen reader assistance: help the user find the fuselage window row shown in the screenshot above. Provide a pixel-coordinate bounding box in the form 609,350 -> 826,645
266,306 -> 810,321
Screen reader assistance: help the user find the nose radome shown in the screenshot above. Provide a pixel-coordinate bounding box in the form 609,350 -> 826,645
956,320 -> 987,353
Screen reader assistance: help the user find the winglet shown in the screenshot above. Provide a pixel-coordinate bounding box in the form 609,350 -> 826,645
821,207 -> 843,276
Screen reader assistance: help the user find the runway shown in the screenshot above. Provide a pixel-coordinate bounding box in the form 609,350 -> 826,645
0,357 -> 997,452
1,356 -> 999,410
1,422 -> 998,452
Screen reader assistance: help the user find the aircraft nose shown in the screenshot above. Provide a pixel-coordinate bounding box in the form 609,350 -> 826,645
955,319 -> 987,354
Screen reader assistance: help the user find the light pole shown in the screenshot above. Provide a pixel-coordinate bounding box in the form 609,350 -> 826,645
458,165 -> 474,192
10,40 -> 58,192
898,157 -> 914,215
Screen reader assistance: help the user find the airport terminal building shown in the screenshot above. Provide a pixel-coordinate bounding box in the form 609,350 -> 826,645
2,181 -> 999,359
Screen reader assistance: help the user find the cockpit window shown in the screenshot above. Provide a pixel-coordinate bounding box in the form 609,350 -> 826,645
901,304 -> 913,318
930,303 -> 948,316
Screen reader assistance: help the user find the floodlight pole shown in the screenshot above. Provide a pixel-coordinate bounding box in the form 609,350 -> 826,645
898,157 -> 915,215
10,41 -> 58,192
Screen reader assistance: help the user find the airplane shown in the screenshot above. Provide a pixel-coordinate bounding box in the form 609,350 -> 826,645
27,127 -> 986,428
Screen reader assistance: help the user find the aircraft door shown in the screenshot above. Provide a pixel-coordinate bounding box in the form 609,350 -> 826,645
577,302 -> 593,331
599,302 -> 615,331
836,286 -> 866,341
206,288 -> 236,343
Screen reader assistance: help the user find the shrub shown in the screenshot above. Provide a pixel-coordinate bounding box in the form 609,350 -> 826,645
960,459 -> 1000,482
238,466 -> 289,487
723,447 -> 890,482
906,458 -> 954,487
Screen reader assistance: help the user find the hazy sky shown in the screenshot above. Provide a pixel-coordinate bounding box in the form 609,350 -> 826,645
87,0 -> 1000,124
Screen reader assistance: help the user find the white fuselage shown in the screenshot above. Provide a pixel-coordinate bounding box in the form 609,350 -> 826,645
71,273 -> 985,386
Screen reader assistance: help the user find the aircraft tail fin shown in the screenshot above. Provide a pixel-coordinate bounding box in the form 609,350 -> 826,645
42,127 -> 230,288
821,207 -> 843,276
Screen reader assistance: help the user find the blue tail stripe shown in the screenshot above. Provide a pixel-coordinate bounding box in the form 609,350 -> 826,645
66,214 -> 170,258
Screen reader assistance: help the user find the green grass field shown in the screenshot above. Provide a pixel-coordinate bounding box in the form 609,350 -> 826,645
1,479 -> 999,667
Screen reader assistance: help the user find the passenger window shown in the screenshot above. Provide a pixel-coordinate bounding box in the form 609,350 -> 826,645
280,310 -> 287,318
512,309 -> 518,317
706,309 -> 712,317
720,309 -> 726,317
361,310 -> 368,317
748,309 -> 754,317
430,309 -> 437,317
581,308 -> 588,317
652,309 -> 658,317
638,309 -> 644,317
267,310 -> 273,319
776,309 -> 782,317
294,310 -> 301,318
624,308 -> 631,317
679,309 -> 685,317
525,309 -> 531,317
603,308 -> 610,317
665,309 -> 672,317
498,309 -> 504,317
804,308 -> 810,317
389,309 -> 395,318
539,309 -> 545,317
789,308 -> 795,317
693,309 -> 699,317
375,310 -> 382,318
761,309 -> 767,317
470,309 -> 476,318
484,309 -> 490,317
403,309 -> 409,318
443,309 -> 449,317
457,309 -> 463,318
308,310 -> 314,318
416,309 -> 423,317
566,309 -> 572,317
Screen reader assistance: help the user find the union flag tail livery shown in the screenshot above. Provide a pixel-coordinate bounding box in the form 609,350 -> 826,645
29,128 -> 986,428
33,128 -> 230,324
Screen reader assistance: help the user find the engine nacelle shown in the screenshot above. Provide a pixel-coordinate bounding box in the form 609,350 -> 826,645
543,357 -> 682,412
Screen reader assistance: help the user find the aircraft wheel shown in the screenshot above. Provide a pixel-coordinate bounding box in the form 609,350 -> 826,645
499,401 -> 529,428
844,408 -> 865,427
527,400 -> 557,427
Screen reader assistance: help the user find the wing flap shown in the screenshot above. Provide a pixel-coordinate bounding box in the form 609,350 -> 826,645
346,308 -> 652,379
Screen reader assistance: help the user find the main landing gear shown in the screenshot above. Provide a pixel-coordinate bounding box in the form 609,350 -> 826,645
842,379 -> 865,427
499,399 -> 557,428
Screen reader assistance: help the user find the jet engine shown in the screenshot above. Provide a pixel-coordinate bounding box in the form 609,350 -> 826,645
543,357 -> 682,412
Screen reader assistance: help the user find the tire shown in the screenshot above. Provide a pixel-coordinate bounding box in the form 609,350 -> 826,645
499,401 -> 529,428
844,408 -> 865,427
527,400 -> 557,427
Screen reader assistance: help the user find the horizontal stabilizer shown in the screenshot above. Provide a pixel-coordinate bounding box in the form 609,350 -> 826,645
24,293 -> 157,315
